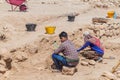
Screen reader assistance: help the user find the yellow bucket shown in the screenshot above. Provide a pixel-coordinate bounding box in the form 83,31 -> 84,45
107,11 -> 114,18
45,26 -> 56,34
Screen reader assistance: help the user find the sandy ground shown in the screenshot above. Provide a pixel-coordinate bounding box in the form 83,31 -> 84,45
0,0 -> 120,80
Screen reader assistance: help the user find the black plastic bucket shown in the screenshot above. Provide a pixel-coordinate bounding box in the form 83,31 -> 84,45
26,23 -> 36,31
68,16 -> 75,22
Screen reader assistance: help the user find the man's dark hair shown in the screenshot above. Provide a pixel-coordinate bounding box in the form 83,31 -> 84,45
59,31 -> 68,38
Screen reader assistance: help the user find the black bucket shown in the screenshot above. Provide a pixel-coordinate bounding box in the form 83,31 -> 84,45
26,23 -> 36,31
68,16 -> 75,22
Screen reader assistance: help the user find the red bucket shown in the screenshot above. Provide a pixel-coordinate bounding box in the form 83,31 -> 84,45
8,0 -> 25,6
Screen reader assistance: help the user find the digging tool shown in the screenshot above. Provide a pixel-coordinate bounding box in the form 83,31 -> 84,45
103,56 -> 115,60
111,60 -> 120,73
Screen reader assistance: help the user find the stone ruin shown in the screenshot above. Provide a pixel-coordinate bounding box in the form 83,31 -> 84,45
81,0 -> 120,8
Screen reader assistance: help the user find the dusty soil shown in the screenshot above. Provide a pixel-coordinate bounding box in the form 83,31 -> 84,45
0,0 -> 120,80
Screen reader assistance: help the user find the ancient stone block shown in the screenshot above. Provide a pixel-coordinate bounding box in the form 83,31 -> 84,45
81,61 -> 89,66
62,66 -> 77,75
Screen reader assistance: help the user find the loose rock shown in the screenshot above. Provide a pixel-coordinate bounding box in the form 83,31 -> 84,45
88,60 -> 96,65
0,65 -> 7,74
81,61 -> 89,66
27,47 -> 38,54
62,66 -> 77,75
13,51 -> 28,62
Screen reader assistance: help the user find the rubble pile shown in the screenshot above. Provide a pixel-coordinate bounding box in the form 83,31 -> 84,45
81,0 -> 120,8
83,20 -> 119,42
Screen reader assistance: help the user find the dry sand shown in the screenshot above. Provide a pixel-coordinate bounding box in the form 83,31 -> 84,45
0,0 -> 120,80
